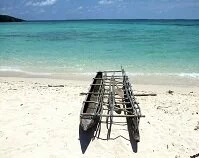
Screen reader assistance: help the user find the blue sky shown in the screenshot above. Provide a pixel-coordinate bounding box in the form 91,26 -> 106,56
0,0 -> 199,20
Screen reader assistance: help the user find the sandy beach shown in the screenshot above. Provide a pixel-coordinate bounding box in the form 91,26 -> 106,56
0,76 -> 198,158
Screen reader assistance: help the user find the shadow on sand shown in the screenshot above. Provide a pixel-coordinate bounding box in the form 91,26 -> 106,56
79,119 -> 101,154
79,118 -> 139,154
79,125 -> 94,154
126,118 -> 139,153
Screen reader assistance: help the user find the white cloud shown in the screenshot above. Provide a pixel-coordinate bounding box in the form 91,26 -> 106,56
77,6 -> 83,10
26,0 -> 58,7
98,0 -> 113,5
98,0 -> 124,5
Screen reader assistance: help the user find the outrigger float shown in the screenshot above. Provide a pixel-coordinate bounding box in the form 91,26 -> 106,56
80,68 -> 146,142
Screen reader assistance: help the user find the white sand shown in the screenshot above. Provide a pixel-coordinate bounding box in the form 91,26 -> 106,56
0,77 -> 198,158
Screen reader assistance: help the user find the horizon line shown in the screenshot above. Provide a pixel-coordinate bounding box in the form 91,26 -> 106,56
27,18 -> 199,21
1,14 -> 199,21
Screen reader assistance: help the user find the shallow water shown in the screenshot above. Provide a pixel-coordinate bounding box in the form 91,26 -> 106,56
0,20 -> 199,83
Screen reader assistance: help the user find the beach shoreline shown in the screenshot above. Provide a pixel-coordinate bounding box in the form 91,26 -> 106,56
0,71 -> 199,87
0,76 -> 198,158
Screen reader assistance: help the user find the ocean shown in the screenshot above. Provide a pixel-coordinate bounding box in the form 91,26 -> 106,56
0,20 -> 199,84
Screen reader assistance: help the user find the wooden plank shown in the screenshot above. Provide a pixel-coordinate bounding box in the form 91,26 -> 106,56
80,113 -> 145,118
106,75 -> 124,78
80,92 -> 156,98
103,101 -> 131,105
103,107 -> 133,110
104,82 -> 123,86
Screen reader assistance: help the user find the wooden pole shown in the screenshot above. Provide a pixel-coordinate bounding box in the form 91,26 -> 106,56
80,92 -> 157,96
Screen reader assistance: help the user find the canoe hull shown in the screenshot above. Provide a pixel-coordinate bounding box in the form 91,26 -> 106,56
80,72 -> 103,131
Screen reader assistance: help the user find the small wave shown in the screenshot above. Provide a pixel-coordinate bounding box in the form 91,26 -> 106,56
178,73 -> 199,78
0,66 -> 52,76
0,66 -> 24,72
127,72 -> 199,79
1,66 -> 199,80
69,71 -> 199,79
71,72 -> 96,76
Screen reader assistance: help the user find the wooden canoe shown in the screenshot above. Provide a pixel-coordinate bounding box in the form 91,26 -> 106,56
80,71 -> 103,131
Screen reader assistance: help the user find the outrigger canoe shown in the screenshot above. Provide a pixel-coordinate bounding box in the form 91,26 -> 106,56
80,71 -> 103,131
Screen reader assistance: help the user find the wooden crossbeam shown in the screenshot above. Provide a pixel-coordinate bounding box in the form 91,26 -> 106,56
103,101 -> 131,105
80,113 -> 145,118
80,92 -> 157,97
90,84 -> 108,86
103,107 -> 134,110
106,75 -> 124,78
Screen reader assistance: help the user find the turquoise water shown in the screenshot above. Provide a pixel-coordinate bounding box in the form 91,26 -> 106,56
0,20 -> 199,79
